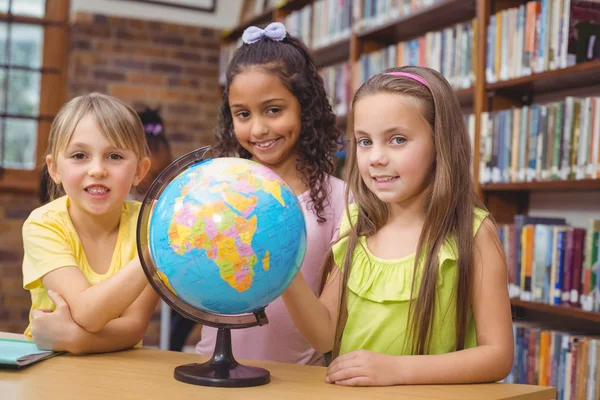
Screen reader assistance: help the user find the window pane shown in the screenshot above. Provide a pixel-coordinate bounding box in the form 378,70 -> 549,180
7,70 -> 40,116
10,24 -> 44,68
0,1 -> 8,13
0,68 -> 6,113
11,0 -> 45,18
1,118 -> 38,170
0,23 -> 7,65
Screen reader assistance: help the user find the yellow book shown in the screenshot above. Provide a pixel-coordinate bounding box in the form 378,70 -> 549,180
521,225 -> 535,301
538,331 -> 550,386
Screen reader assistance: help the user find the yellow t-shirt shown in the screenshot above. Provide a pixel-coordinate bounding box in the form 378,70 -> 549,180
22,195 -> 142,338
332,204 -> 488,356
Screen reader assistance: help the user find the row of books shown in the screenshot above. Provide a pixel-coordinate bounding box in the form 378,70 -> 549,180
220,0 -> 471,83
239,0 -> 446,37
310,0 -> 352,49
497,216 -> 600,312
479,96 -> 600,185
505,324 -> 600,400
282,0 -> 353,50
319,61 -> 352,117
282,2 -> 312,49
486,0 -> 600,84
357,0 -> 443,31
355,19 -> 476,91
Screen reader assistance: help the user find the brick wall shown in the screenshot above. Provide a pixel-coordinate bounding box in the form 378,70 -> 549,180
0,193 -> 40,334
69,11 -> 221,158
0,12 -> 221,349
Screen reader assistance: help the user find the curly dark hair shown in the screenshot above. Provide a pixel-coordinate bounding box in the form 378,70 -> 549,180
214,31 -> 343,224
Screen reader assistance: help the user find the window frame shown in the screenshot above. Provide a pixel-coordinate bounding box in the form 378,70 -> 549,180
0,0 -> 70,193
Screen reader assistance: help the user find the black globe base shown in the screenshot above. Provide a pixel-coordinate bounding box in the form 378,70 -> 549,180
173,328 -> 270,388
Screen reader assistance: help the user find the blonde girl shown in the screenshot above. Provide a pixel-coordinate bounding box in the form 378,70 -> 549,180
22,93 -> 157,354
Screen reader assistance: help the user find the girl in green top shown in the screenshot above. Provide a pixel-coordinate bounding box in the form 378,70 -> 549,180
282,66 -> 514,386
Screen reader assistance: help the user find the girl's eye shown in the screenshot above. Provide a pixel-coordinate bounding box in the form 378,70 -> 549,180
267,107 -> 281,115
357,138 -> 372,147
236,111 -> 250,119
391,137 -> 406,145
108,154 -> 123,160
71,153 -> 85,160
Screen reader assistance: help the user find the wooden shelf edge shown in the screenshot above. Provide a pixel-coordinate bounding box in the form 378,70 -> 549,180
357,0 -> 476,44
312,37 -> 351,68
511,299 -> 600,323
485,60 -> 600,92
481,179 -> 600,192
276,0 -> 313,14
0,12 -> 67,26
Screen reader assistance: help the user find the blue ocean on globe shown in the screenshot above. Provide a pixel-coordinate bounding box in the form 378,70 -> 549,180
147,157 -> 307,315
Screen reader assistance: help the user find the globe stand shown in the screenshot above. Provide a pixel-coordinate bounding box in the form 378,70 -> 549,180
174,328 -> 270,387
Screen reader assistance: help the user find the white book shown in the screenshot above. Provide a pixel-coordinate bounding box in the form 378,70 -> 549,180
592,98 -> 600,179
480,112 -> 490,184
577,97 -> 591,180
560,0 -> 571,69
587,340 -> 598,400
550,0 -> 563,70
561,97 -> 575,180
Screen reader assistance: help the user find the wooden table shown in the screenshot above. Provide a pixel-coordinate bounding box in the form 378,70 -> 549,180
0,332 -> 555,400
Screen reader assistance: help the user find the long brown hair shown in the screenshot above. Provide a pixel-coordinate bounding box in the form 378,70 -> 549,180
324,66 -> 487,358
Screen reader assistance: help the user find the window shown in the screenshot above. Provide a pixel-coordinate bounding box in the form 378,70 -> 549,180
0,0 -> 69,192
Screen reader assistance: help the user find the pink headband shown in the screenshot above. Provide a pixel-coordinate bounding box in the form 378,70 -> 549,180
385,72 -> 429,88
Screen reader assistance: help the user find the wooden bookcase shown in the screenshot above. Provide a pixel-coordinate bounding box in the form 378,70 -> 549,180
220,0 -> 600,341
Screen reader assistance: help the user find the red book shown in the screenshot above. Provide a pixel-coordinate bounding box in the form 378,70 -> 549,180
570,228 -> 586,307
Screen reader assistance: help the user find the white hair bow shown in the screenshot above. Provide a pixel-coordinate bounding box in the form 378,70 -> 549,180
242,22 -> 287,45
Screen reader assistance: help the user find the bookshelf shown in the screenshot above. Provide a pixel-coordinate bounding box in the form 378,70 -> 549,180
482,179 -> 600,192
222,0 -> 600,390
486,60 -> 600,98
511,299 -> 600,324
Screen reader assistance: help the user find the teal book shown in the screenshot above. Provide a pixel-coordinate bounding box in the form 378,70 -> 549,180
0,338 -> 63,369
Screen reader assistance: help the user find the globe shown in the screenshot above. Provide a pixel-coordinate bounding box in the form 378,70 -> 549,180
137,147 -> 307,387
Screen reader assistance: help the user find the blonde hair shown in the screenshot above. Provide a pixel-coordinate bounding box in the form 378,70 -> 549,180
45,92 -> 150,200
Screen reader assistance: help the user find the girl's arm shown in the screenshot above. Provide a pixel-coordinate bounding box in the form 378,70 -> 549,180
40,255 -> 149,333
326,218 -> 514,386
281,262 -> 342,354
31,286 -> 158,354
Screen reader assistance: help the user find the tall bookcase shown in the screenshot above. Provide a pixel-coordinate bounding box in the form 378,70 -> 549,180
220,0 -> 600,386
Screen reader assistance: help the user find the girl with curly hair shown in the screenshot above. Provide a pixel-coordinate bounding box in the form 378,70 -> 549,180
196,22 -> 347,366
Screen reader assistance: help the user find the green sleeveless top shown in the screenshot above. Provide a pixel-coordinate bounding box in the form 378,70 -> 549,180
332,205 -> 488,356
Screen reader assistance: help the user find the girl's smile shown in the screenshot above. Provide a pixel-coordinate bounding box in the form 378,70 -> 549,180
228,69 -> 302,171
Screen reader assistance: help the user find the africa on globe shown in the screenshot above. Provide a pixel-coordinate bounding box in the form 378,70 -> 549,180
147,156 -> 307,316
